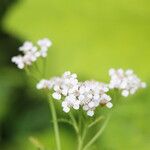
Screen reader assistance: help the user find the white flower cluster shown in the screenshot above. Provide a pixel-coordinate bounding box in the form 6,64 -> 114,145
11,38 -> 52,69
36,69 -> 146,116
36,71 -> 112,116
78,81 -> 112,116
109,68 -> 146,97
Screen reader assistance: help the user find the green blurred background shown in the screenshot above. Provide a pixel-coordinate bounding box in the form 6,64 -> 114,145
0,0 -> 150,149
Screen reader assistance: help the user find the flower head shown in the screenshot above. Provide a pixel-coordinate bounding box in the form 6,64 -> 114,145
37,38 -> 52,48
11,38 -> 52,69
78,81 -> 112,116
11,55 -> 25,69
109,68 -> 146,97
36,79 -> 53,90
36,71 -> 113,117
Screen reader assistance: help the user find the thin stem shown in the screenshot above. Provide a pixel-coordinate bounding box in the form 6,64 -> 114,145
34,62 -> 43,78
81,126 -> 87,142
78,125 -> 88,150
83,116 -> 110,150
77,114 -> 83,150
25,67 -> 38,82
57,118 -> 73,126
49,98 -> 61,150
42,57 -> 47,78
69,112 -> 79,134
77,135 -> 82,150
69,112 -> 83,150
88,116 -> 104,129
29,136 -> 45,150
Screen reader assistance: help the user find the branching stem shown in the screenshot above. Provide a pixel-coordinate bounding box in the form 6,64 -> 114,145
83,116 -> 110,150
49,99 -> 61,150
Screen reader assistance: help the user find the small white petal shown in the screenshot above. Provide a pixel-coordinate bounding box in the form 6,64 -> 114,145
18,63 -> 24,69
87,94 -> 93,99
93,94 -> 99,100
62,101 -> 67,107
52,92 -> 61,100
125,69 -> 133,75
122,90 -> 129,97
63,107 -> 70,113
71,73 -> 77,78
120,81 -> 127,89
63,71 -> 71,77
87,110 -> 94,117
106,102 -> 113,108
79,87 -> 85,94
37,38 -> 52,48
141,82 -> 146,88
78,95 -> 85,101
83,105 -> 89,111
103,87 -> 109,92
109,68 -> 115,76
54,85 -> 60,91
118,69 -> 124,75
61,89 -> 68,96
73,104 -> 80,110
36,83 -> 43,89
130,88 -> 136,94
109,83 -> 115,89
88,101 -> 95,108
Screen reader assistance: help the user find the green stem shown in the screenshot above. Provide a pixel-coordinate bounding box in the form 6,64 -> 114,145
69,112 -> 79,134
83,116 -> 110,150
88,116 -> 104,129
25,67 -> 38,82
49,99 -> 61,150
34,62 -> 43,78
78,125 -> 87,150
42,57 -> 47,78
69,112 -> 83,150
77,135 -> 82,150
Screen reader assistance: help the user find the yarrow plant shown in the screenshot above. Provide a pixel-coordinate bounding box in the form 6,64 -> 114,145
11,38 -> 52,69
109,68 -> 146,97
36,72 -> 112,117
11,38 -> 146,150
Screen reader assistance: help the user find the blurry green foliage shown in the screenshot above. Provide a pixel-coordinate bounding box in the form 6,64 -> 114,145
0,0 -> 150,150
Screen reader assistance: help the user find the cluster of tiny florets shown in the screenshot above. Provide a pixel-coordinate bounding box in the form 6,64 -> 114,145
36,71 -> 112,116
36,69 -> 146,116
11,38 -> 52,69
109,68 -> 146,97
78,81 -> 112,116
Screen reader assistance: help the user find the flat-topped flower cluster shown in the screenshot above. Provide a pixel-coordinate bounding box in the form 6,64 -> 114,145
36,69 -> 146,116
11,38 -> 52,69
109,69 -> 146,97
36,71 -> 112,116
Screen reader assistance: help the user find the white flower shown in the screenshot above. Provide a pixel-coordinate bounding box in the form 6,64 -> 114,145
106,102 -> 113,108
19,41 -> 33,53
39,47 -> 48,57
37,69 -> 146,117
11,55 -> 24,69
87,110 -> 94,117
52,92 -> 61,100
36,71 -> 113,116
62,94 -> 80,112
36,79 -> 53,89
51,71 -> 80,112
121,90 -> 129,97
37,38 -> 52,48
78,81 -> 112,116
11,38 -> 52,69
109,68 -> 146,97
37,38 -> 52,58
